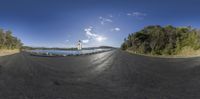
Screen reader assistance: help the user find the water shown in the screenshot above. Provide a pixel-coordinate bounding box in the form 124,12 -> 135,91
28,49 -> 111,56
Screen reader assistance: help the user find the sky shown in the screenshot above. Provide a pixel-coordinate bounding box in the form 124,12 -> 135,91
0,0 -> 200,48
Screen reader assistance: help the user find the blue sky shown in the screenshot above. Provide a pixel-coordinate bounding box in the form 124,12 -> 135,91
0,0 -> 200,48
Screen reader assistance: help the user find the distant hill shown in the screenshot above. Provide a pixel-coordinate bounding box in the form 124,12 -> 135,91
99,46 -> 116,49
121,25 -> 200,55
22,46 -> 114,51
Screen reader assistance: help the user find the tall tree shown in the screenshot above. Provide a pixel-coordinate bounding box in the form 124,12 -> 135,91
121,25 -> 200,55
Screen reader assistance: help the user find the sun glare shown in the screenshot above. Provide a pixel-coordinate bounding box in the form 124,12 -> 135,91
96,36 -> 106,42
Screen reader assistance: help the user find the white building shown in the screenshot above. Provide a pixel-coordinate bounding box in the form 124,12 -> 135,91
77,40 -> 82,50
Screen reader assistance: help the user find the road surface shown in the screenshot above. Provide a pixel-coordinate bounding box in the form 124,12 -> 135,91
0,50 -> 200,99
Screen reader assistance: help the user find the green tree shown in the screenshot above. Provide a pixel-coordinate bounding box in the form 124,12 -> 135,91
0,29 -> 22,49
121,25 -> 200,55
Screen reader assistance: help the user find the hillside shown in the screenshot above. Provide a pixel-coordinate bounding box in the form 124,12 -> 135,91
121,25 -> 200,56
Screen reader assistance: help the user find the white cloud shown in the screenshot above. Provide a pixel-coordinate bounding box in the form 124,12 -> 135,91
127,13 -> 132,16
83,26 -> 107,43
82,39 -> 89,43
99,16 -> 113,25
66,40 -> 69,42
111,27 -> 120,32
114,27 -> 120,31
84,26 -> 98,38
127,12 -> 147,18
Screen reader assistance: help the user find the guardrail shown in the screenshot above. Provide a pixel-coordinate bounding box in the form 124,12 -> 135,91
27,49 -> 112,57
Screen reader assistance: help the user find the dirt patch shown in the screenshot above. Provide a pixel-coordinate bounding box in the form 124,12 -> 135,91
0,49 -> 19,56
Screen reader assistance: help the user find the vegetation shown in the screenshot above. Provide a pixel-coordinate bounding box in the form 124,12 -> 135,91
0,29 -> 23,50
121,25 -> 200,55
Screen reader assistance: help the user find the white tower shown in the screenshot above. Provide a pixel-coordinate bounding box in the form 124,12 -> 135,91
77,40 -> 82,50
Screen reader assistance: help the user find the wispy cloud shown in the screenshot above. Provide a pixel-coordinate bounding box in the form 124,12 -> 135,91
99,16 -> 113,25
108,14 -> 113,18
127,12 -> 147,18
82,39 -> 89,43
83,26 -> 107,43
111,27 -> 120,32
84,26 -> 98,38
65,40 -> 69,42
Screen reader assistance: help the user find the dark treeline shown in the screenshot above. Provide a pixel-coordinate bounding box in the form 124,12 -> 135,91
121,25 -> 200,55
0,29 -> 23,49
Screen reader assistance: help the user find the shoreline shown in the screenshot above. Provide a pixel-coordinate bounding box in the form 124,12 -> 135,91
0,49 -> 20,56
126,50 -> 200,58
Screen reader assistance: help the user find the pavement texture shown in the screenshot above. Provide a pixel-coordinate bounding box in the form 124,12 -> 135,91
0,49 -> 200,99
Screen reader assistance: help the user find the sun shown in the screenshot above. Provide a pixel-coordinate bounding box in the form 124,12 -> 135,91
96,36 -> 106,42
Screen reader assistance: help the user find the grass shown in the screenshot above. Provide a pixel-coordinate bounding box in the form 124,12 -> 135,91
126,48 -> 200,58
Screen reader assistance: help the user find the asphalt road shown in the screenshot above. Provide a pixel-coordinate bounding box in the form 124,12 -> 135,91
0,49 -> 200,99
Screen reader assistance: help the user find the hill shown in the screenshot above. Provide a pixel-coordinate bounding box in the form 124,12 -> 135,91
121,25 -> 200,55
21,46 -> 115,51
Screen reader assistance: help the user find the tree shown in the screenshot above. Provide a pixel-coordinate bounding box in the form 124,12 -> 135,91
121,25 -> 200,55
0,29 -> 22,49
